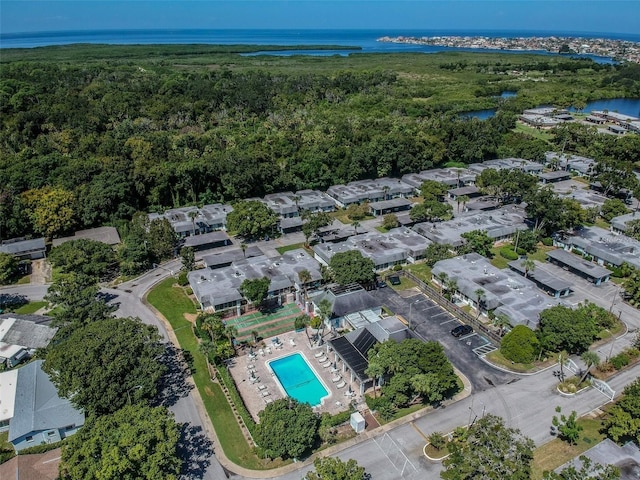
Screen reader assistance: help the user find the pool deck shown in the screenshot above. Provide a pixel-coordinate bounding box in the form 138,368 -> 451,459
229,329 -> 358,421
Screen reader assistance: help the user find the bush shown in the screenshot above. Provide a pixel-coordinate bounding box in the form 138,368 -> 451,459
499,247 -> 519,260
294,314 -> 308,330
177,271 -> 189,286
428,431 -> 447,450
542,237 -> 553,246
500,325 -> 539,364
516,248 -> 527,256
610,353 -> 630,370
393,264 -> 403,271
18,438 -> 67,455
216,363 -> 257,434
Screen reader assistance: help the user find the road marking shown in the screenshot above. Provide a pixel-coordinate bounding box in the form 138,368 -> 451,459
440,318 -> 457,325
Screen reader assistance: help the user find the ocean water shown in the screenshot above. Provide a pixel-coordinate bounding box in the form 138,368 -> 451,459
1,28 -> 638,63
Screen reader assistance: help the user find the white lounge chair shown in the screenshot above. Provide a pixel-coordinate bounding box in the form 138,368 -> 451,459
246,364 -> 255,370
261,390 -> 271,397
265,346 -> 272,354
330,366 -> 338,373
317,356 -> 327,363
257,385 -> 267,391
321,360 -> 332,368
264,397 -> 274,404
289,338 -> 296,346
336,381 -> 346,389
314,352 -> 325,358
331,375 -> 342,383
259,349 -> 265,356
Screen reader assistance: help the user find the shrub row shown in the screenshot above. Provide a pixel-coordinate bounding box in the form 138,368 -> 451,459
216,363 -> 257,435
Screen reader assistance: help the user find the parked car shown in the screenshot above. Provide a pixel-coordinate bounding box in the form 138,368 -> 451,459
451,324 -> 473,337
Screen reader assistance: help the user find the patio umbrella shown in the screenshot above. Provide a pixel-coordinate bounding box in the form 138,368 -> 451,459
249,347 -> 254,355
347,386 -> 353,395
250,371 -> 256,380
332,361 -> 337,369
274,337 -> 280,344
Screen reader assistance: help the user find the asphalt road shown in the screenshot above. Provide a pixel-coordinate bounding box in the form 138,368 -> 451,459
3,250 -> 640,480
369,287 -> 516,392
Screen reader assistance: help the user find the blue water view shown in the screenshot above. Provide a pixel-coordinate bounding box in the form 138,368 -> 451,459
569,98 -> 640,117
2,28 -> 637,64
269,353 -> 328,406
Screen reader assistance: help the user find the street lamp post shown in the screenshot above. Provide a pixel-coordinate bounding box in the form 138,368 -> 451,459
409,299 -> 424,330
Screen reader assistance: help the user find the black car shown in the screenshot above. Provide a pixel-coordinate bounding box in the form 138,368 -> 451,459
451,324 -> 473,337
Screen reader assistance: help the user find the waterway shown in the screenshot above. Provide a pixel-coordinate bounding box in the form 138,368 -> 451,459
461,97 -> 640,120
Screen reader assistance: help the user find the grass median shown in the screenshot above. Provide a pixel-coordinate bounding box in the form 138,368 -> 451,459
147,278 -> 277,470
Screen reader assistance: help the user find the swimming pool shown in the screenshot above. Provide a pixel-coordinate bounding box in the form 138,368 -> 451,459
268,353 -> 329,406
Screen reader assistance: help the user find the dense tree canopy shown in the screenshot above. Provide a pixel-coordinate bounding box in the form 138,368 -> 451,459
255,398 -> 318,459
49,239 -> 118,281
1,48 -> 638,241
59,404 -> 182,480
43,317 -> 165,415
441,414 -> 535,480
537,303 -> 613,354
328,250 -> 376,286
44,272 -> 115,330
226,200 -> 279,240
367,339 -> 458,408
604,377 -> 640,446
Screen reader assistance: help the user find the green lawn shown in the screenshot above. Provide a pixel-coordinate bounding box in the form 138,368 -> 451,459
404,263 -> 432,283
388,275 -> 418,291
489,247 -> 510,269
147,278 -> 281,470
514,122 -> 553,142
275,242 -> 308,255
16,275 -> 31,285
531,418 -> 605,480
13,301 -> 48,314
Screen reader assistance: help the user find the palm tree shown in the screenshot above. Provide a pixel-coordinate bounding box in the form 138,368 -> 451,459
298,269 -> 312,306
364,360 -> 384,398
522,258 -> 535,278
188,210 -> 199,237
445,278 -> 458,295
224,324 -> 238,350
292,195 -> 301,213
458,195 -> 470,213
492,312 -> 511,336
474,288 -> 485,320
317,298 -> 332,340
437,271 -> 448,295
579,351 -> 600,384
352,220 -> 361,235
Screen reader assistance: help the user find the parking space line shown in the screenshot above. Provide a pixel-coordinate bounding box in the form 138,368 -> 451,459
440,318 -> 457,325
458,332 -> 477,341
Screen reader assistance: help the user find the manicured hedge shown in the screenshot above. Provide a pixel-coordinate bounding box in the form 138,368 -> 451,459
500,325 -> 539,364
499,247 -> 519,261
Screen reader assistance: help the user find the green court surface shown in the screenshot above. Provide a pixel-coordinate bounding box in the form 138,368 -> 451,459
227,303 -> 303,342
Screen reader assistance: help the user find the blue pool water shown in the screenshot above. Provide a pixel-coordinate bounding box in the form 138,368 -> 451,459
269,353 -> 328,406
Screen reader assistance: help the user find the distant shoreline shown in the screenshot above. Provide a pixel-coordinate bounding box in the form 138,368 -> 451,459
378,35 -> 640,63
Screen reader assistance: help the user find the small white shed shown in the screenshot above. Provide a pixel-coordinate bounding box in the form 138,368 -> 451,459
350,412 -> 365,433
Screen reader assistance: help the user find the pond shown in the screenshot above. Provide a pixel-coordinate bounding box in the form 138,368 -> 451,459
569,98 -> 640,117
459,109 -> 497,120
461,97 -> 640,121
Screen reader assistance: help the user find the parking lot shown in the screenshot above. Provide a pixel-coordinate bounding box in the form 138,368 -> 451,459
369,288 -> 515,392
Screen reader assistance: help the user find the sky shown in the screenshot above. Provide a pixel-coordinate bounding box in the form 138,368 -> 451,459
1,1 -> 639,36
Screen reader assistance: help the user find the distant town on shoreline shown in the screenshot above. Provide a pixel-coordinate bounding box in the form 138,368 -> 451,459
378,35 -> 640,63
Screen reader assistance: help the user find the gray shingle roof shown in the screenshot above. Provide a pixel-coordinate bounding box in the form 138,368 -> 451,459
0,238 -> 46,256
8,360 -> 84,442
51,227 -> 121,247
0,315 -> 57,351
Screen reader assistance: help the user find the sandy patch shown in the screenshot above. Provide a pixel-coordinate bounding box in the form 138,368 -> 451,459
184,313 -> 198,323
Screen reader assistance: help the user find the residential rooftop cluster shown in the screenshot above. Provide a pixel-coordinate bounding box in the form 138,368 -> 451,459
377,35 -> 640,63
